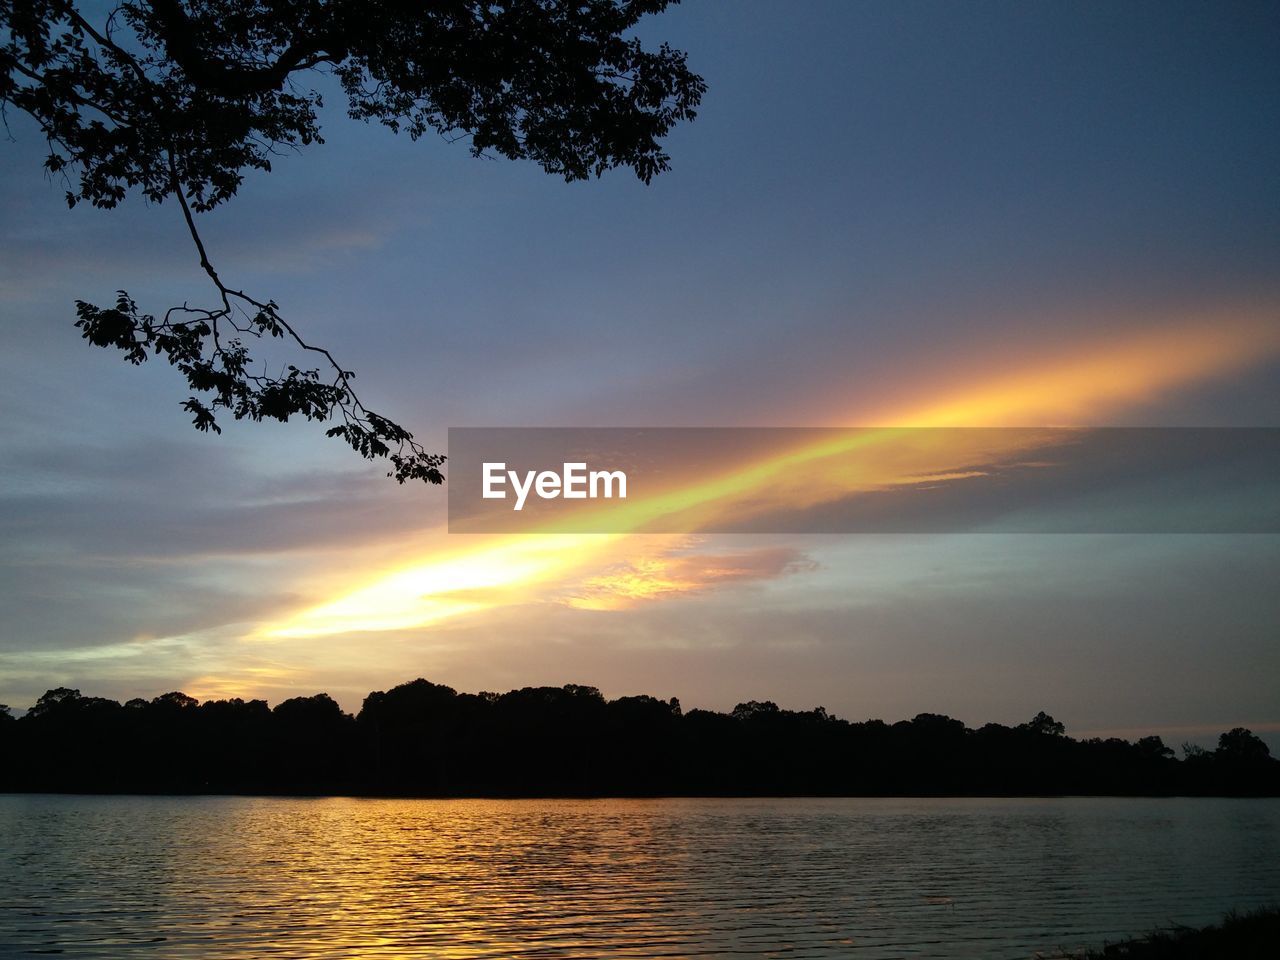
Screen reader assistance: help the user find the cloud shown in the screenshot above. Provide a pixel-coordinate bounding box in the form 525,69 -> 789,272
0,554 -> 304,655
563,545 -> 817,610
0,436 -> 438,559
0,122 -> 398,309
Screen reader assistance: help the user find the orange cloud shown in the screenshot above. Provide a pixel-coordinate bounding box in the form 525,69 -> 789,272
564,544 -> 817,610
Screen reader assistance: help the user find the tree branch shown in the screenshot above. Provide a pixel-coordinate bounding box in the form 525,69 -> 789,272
145,0 -> 334,96
155,149 -> 444,483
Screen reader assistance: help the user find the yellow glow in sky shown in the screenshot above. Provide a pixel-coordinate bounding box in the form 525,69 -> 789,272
257,313 -> 1280,643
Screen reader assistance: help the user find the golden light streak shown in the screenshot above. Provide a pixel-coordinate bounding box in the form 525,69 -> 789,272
257,313 -> 1280,641
265,533 -> 620,638
894,316 -> 1280,427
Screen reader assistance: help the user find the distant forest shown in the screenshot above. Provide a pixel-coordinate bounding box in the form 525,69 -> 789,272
1,681 -> 1276,797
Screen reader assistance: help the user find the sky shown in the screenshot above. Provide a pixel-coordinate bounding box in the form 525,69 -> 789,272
1,0 -> 1278,748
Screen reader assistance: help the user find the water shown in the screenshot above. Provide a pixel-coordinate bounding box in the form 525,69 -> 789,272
1,796 -> 1278,959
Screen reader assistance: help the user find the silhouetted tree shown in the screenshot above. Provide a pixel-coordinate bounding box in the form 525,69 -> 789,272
1217,727 -> 1271,763
1018,710 -> 1067,737
1135,735 -> 1175,761
3,680 -> 1276,797
272,693 -> 357,789
152,690 -> 198,710
25,687 -> 83,719
0,705 -> 14,763
0,1 -> 704,480
731,700 -> 780,720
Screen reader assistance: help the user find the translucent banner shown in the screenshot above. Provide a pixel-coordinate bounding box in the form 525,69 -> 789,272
446,427 -> 1280,534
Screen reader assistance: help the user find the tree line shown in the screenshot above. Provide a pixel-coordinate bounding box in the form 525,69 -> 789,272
1,681 -> 1276,796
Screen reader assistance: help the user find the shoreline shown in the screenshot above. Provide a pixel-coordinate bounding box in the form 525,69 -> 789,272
1070,908 -> 1280,959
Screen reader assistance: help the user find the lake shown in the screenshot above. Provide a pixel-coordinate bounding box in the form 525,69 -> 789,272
1,795 -> 1278,958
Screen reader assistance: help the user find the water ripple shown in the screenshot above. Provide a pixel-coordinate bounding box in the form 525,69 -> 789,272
1,796 -> 1278,958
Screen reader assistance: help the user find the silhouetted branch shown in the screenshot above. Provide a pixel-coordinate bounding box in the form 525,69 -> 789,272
1,0 -> 704,480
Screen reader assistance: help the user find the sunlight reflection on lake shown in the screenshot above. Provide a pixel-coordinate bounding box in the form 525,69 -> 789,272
2,796 -> 1278,958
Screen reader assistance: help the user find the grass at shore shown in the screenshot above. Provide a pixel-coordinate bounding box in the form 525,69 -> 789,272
1074,907 -> 1280,958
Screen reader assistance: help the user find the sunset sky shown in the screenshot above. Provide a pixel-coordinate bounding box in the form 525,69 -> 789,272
2,0 -> 1278,747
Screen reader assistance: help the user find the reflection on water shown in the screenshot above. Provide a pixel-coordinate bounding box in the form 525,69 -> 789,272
1,796 -> 1278,958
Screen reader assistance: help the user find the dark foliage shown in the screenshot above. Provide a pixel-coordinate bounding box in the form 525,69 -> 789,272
1,681 -> 1277,797
1,1 -> 704,480
1076,907 -> 1280,959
